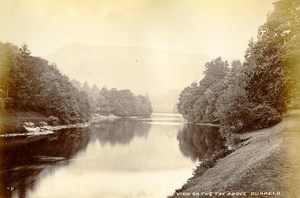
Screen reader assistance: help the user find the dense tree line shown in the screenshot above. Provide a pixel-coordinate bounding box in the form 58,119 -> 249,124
178,57 -> 229,124
0,43 -> 90,124
244,0 -> 300,111
178,0 -> 300,143
71,81 -> 153,118
0,42 -> 152,125
70,80 -> 100,111
96,88 -> 152,117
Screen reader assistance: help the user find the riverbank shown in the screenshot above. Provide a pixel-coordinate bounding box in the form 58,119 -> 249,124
0,111 -> 90,137
171,111 -> 299,197
0,111 -> 48,134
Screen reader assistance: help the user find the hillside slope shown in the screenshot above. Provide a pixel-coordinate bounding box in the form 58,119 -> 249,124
171,111 -> 300,197
45,43 -> 211,96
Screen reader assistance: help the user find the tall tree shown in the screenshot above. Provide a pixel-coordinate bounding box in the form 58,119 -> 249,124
0,42 -> 17,109
177,57 -> 228,123
70,79 -> 82,91
82,81 -> 91,94
0,42 -> 91,124
95,88 -> 152,117
244,0 -> 300,113
10,44 -> 34,109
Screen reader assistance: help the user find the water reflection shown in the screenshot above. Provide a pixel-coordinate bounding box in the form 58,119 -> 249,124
177,124 -> 225,161
0,119 -> 151,198
0,128 -> 90,198
91,119 -> 150,146
0,116 -> 224,198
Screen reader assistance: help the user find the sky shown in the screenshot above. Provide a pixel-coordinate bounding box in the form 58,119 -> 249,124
0,0 -> 276,59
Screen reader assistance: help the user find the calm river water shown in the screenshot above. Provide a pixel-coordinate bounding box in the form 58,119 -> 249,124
0,113 -> 224,198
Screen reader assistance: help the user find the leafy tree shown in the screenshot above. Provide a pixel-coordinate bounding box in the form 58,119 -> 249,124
215,61 -> 251,131
177,57 -> 228,123
70,79 -> 82,91
91,84 -> 100,96
177,82 -> 198,121
0,42 -> 91,124
82,81 -> 92,95
136,95 -> 153,117
176,0 -> 300,147
200,57 -> 228,89
0,42 -> 17,109
244,0 -> 300,114
95,88 -> 152,117
9,44 -> 34,109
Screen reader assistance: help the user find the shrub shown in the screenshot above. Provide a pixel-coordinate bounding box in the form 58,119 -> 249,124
47,116 -> 59,126
251,104 -> 282,129
37,121 -> 48,127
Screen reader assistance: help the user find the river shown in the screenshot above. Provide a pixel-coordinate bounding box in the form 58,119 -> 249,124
0,113 -> 224,198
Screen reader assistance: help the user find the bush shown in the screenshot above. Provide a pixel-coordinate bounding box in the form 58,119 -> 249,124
219,126 -> 241,148
37,121 -> 48,127
47,116 -> 59,126
251,104 -> 282,129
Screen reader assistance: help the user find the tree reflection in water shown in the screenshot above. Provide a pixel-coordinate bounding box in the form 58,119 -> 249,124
91,119 -> 150,146
0,119 -> 151,198
0,128 -> 91,198
177,124 -> 225,161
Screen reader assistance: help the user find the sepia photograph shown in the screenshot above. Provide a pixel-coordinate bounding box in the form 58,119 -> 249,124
0,0 -> 299,197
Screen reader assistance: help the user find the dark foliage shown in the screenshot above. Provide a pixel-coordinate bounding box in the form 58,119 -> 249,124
96,87 -> 153,117
177,57 -> 228,123
0,42 -> 91,124
244,0 -> 300,112
71,81 -> 153,118
177,0 -> 300,146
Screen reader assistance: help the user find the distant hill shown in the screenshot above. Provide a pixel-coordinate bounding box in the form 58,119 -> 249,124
45,43 -> 211,96
150,89 -> 181,113
45,43 -> 212,113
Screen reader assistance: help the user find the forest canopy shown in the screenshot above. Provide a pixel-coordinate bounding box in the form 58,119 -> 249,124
0,43 -> 153,126
177,0 -> 300,139
71,80 -> 153,118
0,42 -> 91,124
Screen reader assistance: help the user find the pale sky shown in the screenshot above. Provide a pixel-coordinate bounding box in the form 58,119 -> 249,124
0,0 -> 275,59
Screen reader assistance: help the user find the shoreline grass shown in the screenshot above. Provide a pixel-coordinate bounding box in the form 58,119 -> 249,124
0,111 -> 48,134
170,118 -> 289,197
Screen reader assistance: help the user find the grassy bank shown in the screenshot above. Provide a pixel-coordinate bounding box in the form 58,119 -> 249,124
171,111 -> 300,197
0,111 -> 48,134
